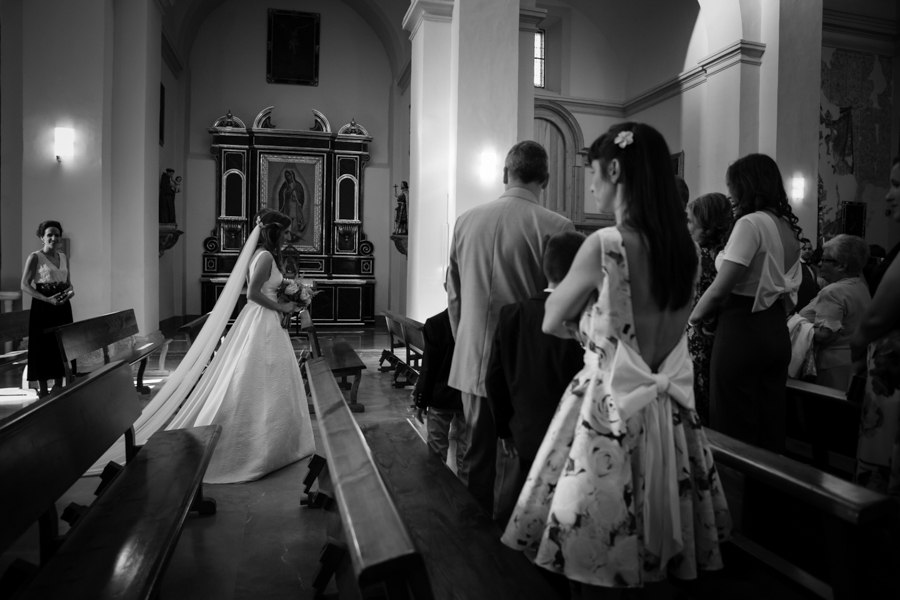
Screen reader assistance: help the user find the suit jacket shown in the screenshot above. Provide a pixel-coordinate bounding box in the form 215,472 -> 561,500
795,260 -> 819,313
485,292 -> 584,465
447,188 -> 574,397
412,309 -> 463,412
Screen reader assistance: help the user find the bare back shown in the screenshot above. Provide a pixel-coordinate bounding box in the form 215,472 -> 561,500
619,227 -> 693,373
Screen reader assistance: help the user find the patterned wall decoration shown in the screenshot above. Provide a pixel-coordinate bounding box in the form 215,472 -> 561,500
818,47 -> 894,247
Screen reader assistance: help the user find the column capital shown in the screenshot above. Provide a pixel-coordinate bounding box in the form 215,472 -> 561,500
699,39 -> 766,78
519,7 -> 547,33
403,0 -> 454,40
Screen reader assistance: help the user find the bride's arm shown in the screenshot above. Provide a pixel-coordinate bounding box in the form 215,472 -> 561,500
543,233 -> 604,339
247,252 -> 294,313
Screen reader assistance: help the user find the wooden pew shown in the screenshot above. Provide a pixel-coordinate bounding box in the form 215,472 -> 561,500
304,357 -> 432,598
156,312 -> 212,373
380,311 -> 407,372
379,310 -> 424,388
360,419 -> 562,600
49,308 -> 171,394
0,360 -> 221,599
688,428 -> 898,600
785,379 -> 860,476
300,311 -> 366,412
0,310 -> 29,372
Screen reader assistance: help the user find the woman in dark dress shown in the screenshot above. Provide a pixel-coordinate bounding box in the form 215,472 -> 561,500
690,155 -> 802,453
685,192 -> 732,425
21,220 -> 75,395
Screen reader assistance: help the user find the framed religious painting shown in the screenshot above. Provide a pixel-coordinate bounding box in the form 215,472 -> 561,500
671,151 -> 685,178
266,9 -> 320,86
258,154 -> 324,254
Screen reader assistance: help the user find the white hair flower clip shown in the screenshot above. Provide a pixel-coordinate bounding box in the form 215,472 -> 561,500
614,130 -> 634,149
256,216 -> 264,229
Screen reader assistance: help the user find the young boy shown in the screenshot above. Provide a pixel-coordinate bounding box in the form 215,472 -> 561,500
412,308 -> 468,481
486,230 -> 586,522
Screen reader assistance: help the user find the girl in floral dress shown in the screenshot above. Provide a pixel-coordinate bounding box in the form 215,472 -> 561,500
852,158 -> 900,496
501,123 -> 731,596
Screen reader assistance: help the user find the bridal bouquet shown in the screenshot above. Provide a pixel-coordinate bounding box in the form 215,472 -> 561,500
277,276 -> 320,329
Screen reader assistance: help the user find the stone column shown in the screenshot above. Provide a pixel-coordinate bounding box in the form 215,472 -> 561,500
111,0 -> 162,336
403,0 -> 454,321
20,0 -> 115,320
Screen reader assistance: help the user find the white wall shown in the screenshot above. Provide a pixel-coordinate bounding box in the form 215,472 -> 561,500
1,0 -> 24,298
158,59 -> 185,323
185,0 -> 394,316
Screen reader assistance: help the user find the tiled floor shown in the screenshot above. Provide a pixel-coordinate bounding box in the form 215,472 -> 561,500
1,328 -> 428,600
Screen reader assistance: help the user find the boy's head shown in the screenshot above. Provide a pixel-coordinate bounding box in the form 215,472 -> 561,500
543,231 -> 586,288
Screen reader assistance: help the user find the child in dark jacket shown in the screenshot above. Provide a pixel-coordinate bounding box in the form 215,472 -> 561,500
486,231 -> 586,522
412,309 -> 468,481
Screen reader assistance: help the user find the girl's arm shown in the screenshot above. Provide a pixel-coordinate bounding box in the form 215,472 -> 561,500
850,258 -> 900,361
689,260 -> 748,325
246,252 -> 295,313
59,255 -> 74,303
543,233 -> 604,339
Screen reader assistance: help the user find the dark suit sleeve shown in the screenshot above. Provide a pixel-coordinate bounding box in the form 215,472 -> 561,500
414,318 -> 441,409
485,310 -> 513,440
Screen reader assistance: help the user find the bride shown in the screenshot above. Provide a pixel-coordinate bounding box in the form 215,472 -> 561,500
89,208 -> 315,483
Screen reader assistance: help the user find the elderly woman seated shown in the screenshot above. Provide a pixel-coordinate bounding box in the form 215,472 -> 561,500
797,234 -> 872,391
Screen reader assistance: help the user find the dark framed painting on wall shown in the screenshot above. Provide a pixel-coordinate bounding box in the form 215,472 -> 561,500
671,151 -> 684,178
266,9 -> 320,86
259,154 -> 324,254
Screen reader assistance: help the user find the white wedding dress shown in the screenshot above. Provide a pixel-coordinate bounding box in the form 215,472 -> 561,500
167,249 -> 315,484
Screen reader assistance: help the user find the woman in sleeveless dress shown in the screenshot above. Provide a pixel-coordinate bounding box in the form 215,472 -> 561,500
853,157 -> 900,496
166,208 -> 315,484
20,220 -> 75,395
691,154 -> 802,453
502,123 -> 731,596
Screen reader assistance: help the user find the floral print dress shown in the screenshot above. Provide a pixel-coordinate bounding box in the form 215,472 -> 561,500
855,328 -> 900,497
501,227 -> 731,588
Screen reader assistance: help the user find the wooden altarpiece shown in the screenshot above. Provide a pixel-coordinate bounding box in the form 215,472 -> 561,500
202,108 -> 376,325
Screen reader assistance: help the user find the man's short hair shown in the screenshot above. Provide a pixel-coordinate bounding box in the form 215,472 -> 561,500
506,141 -> 549,185
800,237 -> 811,245
543,231 -> 586,285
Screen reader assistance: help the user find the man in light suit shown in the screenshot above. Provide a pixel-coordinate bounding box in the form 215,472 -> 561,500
447,141 -> 575,518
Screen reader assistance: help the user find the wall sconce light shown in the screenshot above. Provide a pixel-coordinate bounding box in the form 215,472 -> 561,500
54,127 -> 74,162
479,149 -> 498,186
791,176 -> 805,202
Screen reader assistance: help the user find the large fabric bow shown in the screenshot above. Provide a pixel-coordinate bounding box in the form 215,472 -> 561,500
608,338 -> 694,570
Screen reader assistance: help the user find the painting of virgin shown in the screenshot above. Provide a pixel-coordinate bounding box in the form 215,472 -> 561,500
259,154 -> 323,253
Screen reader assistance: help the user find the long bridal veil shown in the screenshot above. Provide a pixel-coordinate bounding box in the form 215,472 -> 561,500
87,225 -> 263,475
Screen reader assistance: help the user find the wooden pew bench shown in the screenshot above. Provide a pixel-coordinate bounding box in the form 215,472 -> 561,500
304,357 -> 431,598
677,429 -> 898,600
379,310 -> 424,388
0,310 -> 29,373
0,360 -> 221,599
300,312 -> 366,412
155,312 -> 211,373
50,308 -> 172,394
359,418 -> 561,600
785,379 -> 861,477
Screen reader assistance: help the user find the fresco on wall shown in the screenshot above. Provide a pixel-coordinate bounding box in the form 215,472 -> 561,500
818,47 -> 893,247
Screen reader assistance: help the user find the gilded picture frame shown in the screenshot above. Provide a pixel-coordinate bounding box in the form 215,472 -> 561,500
258,154 -> 324,254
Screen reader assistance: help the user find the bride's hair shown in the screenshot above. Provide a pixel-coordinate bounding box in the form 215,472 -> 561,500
254,208 -> 292,269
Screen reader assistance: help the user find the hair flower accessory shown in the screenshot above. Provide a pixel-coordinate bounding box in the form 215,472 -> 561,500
614,130 -> 634,149
256,216 -> 263,228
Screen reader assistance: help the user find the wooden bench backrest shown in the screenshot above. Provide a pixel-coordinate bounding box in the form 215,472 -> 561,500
785,379 -> 860,471
176,312 -> 210,345
381,310 -> 406,347
52,309 -> 140,363
0,310 -> 30,345
0,361 -> 140,553
706,428 -> 890,525
299,311 -> 322,358
305,358 -> 429,592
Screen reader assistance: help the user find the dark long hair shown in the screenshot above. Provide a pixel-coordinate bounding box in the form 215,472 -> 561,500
688,193 -> 733,254
254,208 -> 291,270
726,154 -> 802,239
36,220 -> 63,237
587,122 -> 698,311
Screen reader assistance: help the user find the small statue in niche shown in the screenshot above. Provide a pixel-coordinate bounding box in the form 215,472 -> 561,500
159,169 -> 181,224
393,181 -> 408,235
